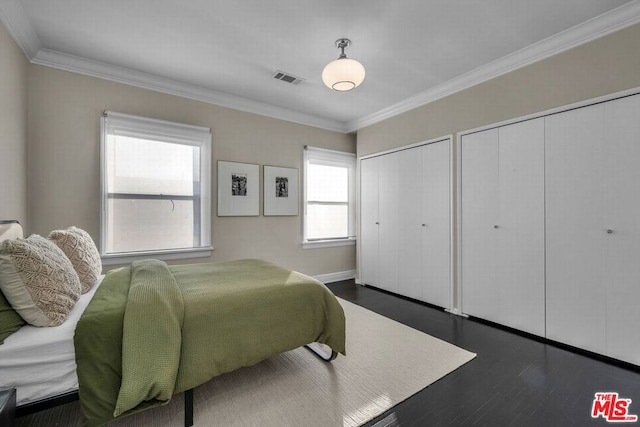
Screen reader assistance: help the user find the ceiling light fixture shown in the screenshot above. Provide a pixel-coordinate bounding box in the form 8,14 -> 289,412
322,38 -> 365,91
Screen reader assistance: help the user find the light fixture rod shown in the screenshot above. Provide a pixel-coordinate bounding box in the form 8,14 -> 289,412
335,38 -> 351,59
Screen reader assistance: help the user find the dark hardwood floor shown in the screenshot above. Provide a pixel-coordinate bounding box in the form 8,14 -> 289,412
326,280 -> 640,427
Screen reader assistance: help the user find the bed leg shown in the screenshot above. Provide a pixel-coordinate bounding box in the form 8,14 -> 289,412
184,388 -> 194,427
305,342 -> 338,361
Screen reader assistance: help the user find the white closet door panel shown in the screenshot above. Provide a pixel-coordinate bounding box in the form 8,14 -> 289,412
497,118 -> 545,336
545,104 -> 606,354
377,152 -> 399,293
421,141 -> 451,308
461,129 -> 500,321
603,94 -> 640,364
397,148 -> 424,300
360,157 -> 379,287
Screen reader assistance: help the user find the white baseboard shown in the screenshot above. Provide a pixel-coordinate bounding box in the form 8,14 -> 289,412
445,308 -> 469,318
314,270 -> 356,284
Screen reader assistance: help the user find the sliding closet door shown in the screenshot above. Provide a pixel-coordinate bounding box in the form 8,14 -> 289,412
360,157 -> 379,287
545,104 -> 606,354
397,148 -> 424,300
376,152 -> 399,293
496,118 -> 545,336
461,129 -> 500,321
461,121 -> 544,335
421,140 -> 451,308
603,94 -> 640,365
363,139 -> 452,306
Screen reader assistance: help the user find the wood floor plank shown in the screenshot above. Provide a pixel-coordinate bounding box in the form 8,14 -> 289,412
327,280 -> 640,427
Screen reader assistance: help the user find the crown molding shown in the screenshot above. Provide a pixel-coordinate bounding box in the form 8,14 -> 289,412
0,0 -> 41,59
2,0 -> 639,134
32,49 -> 348,133
0,1 -> 346,132
0,0 -> 347,132
346,0 -> 640,132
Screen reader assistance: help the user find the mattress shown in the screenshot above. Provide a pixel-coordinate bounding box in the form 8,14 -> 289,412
0,276 -> 103,406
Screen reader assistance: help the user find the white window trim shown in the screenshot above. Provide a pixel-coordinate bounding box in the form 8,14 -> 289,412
100,111 -> 213,262
303,146 -> 356,249
302,237 -> 356,250
101,247 -> 213,266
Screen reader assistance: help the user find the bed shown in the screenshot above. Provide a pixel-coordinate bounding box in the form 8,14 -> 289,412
0,273 -> 103,405
0,221 -> 346,426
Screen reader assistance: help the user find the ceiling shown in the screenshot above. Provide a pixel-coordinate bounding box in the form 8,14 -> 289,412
1,0 -> 639,132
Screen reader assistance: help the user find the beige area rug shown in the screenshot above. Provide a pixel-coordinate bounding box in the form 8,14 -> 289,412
17,299 -> 476,427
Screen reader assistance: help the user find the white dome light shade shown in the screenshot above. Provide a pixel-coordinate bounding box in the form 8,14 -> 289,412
322,57 -> 366,91
322,38 -> 365,91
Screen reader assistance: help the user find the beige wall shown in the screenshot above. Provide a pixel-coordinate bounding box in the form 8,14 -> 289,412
27,66 -> 356,276
11,22 -> 640,282
356,23 -> 640,307
0,22 -> 28,227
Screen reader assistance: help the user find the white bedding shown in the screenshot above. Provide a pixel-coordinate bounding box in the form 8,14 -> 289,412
0,276 -> 103,406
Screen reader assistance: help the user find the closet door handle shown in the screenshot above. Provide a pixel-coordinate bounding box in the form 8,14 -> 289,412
375,222 -> 379,225
606,228 -> 614,234
421,224 -> 427,227
493,225 -> 499,229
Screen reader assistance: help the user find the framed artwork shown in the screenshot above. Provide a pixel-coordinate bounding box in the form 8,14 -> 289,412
217,161 -> 259,216
264,166 -> 299,216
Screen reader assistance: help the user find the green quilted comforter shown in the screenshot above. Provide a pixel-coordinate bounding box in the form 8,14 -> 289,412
74,259 -> 346,426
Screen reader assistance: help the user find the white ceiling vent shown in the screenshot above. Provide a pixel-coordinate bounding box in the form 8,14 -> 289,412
273,70 -> 305,85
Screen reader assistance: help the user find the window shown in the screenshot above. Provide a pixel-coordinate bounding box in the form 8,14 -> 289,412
100,111 -> 212,262
303,146 -> 356,248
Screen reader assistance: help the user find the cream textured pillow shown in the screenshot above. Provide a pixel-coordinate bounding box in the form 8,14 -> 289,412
48,226 -> 101,293
0,235 -> 81,326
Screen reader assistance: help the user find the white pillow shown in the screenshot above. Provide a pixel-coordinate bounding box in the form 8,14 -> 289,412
49,226 -> 102,293
0,235 -> 81,326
